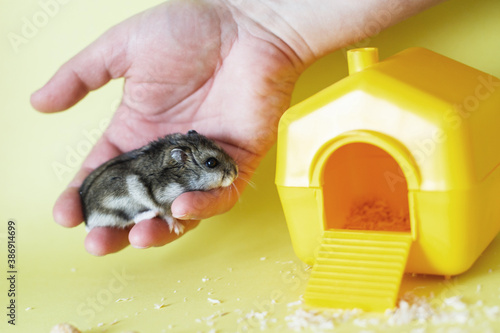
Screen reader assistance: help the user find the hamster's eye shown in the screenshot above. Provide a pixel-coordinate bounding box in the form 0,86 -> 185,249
205,157 -> 219,169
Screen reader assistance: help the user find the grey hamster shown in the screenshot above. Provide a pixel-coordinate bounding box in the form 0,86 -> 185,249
80,130 -> 238,234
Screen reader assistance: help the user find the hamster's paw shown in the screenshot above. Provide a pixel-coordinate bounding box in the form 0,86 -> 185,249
133,210 -> 159,224
165,216 -> 185,235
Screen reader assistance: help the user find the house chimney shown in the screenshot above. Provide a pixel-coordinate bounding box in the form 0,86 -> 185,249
347,47 -> 379,75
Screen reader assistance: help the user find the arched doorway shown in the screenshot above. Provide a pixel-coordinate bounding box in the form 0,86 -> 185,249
322,142 -> 411,233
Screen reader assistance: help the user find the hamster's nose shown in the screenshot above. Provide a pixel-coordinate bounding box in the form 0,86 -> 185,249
221,165 -> 238,187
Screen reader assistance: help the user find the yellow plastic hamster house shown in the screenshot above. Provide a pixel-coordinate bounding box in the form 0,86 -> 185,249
275,47 -> 500,311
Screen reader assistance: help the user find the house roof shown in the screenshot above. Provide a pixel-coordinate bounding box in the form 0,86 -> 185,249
276,48 -> 500,191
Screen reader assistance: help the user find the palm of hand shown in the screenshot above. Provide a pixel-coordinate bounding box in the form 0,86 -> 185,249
31,1 -> 300,255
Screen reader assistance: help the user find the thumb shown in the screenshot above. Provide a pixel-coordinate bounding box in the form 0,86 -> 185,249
31,25 -> 130,112
171,186 -> 240,221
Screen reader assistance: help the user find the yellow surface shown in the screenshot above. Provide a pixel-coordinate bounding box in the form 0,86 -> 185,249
276,46 -> 500,285
1,0 -> 500,332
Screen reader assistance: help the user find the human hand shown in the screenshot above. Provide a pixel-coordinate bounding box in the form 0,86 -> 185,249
31,0 -> 302,255
32,0 -> 443,255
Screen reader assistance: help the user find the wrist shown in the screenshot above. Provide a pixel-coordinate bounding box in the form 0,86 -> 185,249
220,0 -> 445,68
216,0 -> 311,73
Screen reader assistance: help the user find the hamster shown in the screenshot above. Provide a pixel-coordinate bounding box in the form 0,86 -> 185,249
80,130 -> 238,234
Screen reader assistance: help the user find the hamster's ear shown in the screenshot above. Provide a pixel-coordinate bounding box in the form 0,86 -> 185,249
170,148 -> 188,164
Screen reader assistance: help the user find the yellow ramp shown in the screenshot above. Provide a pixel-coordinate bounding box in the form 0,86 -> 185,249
305,230 -> 412,311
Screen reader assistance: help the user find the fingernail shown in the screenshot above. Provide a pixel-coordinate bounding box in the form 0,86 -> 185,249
131,244 -> 149,249
173,213 -> 198,220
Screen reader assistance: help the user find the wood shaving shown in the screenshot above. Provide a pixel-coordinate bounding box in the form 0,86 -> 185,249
50,323 -> 81,333
208,298 -> 222,305
344,199 -> 410,231
115,297 -> 134,303
196,311 -> 230,328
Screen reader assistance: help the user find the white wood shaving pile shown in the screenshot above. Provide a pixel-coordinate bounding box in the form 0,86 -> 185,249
237,310 -> 277,331
284,292 -> 500,331
285,306 -> 361,331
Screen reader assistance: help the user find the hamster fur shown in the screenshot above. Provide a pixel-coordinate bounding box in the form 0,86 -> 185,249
80,130 -> 238,234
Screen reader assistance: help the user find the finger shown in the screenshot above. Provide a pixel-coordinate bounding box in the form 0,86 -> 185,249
31,24 -> 130,112
171,185 -> 240,221
53,136 -> 123,227
52,168 -> 90,227
85,227 -> 131,256
128,218 -> 200,249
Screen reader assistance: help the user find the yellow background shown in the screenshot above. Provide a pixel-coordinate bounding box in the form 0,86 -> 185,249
1,0 -> 500,332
